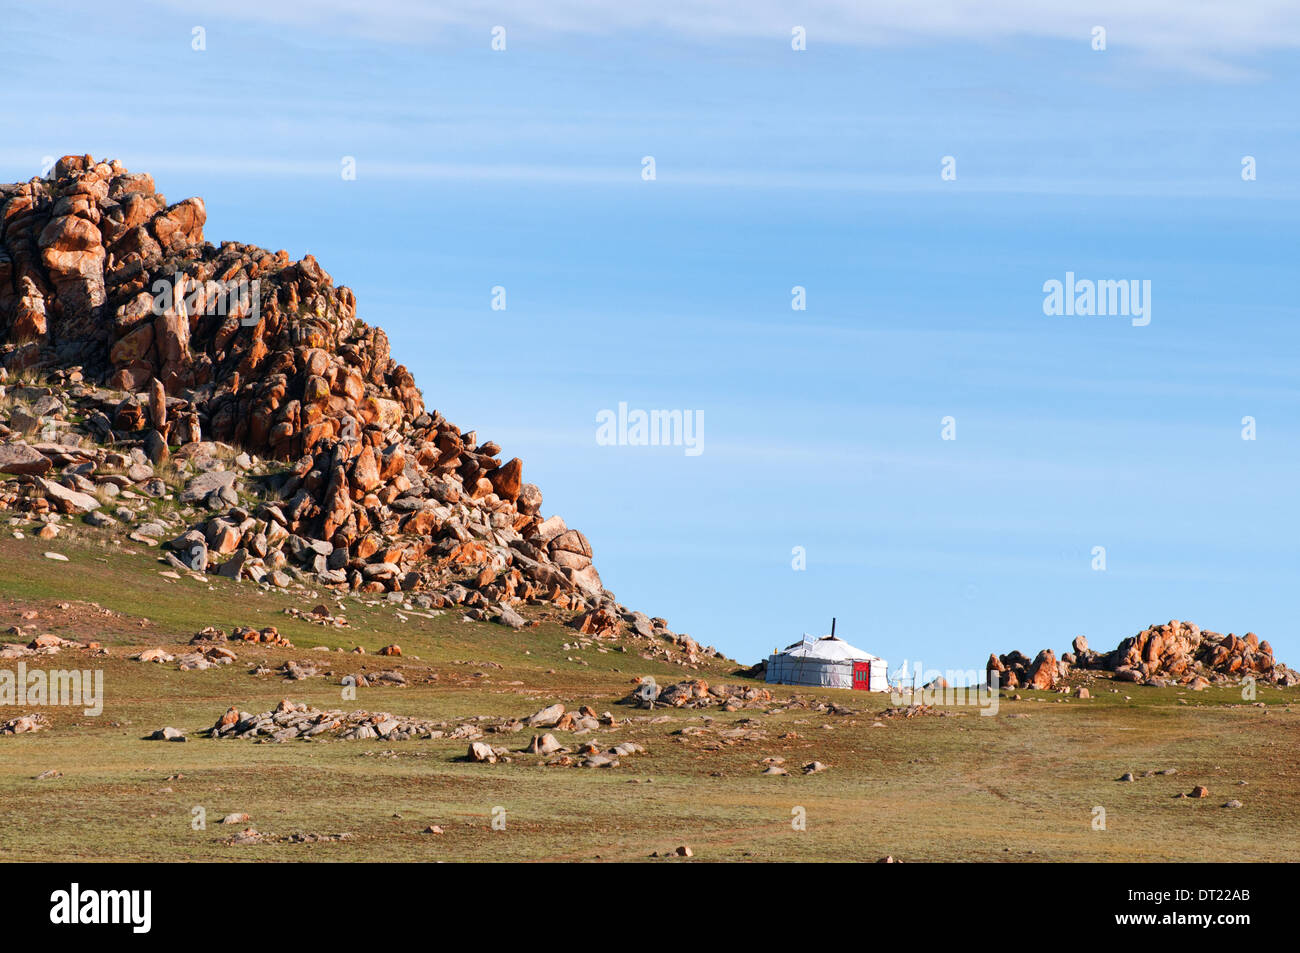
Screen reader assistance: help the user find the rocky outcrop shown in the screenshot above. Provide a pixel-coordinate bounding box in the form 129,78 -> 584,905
0,156 -> 717,654
991,620 -> 1296,689
1093,620 -> 1290,687
985,649 -> 1063,690
2,158 -> 435,467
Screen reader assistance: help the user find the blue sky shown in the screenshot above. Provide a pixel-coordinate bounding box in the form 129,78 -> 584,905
2,2 -> 1297,671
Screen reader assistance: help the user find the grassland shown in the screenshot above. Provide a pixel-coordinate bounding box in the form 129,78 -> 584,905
1,533 -> 1297,862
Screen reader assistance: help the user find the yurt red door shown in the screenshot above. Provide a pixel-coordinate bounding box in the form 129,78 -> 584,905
852,661 -> 871,690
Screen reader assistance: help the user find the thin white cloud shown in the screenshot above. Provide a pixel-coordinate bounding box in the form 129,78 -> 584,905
158,0 -> 1300,74
4,148 -> 1293,200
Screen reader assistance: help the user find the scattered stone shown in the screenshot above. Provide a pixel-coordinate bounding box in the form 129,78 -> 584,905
496,603 -> 525,629
225,828 -> 263,846
1,714 -> 51,734
207,700 -> 441,742
527,703 -> 565,727
37,477 -> 101,514
468,741 -> 498,764
528,733 -> 562,755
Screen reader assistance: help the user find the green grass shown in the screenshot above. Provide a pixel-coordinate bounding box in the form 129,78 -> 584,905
1,533 -> 1297,862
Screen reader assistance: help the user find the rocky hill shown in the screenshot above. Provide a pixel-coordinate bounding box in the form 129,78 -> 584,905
0,154 -> 713,661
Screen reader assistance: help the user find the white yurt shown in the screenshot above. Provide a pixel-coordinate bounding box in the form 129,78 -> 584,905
765,625 -> 888,691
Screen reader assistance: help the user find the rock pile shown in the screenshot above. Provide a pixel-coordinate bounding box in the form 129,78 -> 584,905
132,643 -> 237,670
1,632 -> 88,659
208,698 -> 444,742
1,156 -> 716,657
1085,622 -> 1292,686
622,677 -> 772,711
1,713 -> 50,734
990,623 -> 1297,690
986,648 -> 1062,690
205,698 -> 637,757
469,733 -> 647,768
221,828 -> 352,846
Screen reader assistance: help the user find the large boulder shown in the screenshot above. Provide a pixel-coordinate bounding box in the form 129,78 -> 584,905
37,477 -> 100,513
1026,649 -> 1058,690
178,470 -> 236,505
0,443 -> 51,475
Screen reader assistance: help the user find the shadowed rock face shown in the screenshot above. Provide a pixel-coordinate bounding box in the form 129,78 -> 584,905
0,154 -> 648,620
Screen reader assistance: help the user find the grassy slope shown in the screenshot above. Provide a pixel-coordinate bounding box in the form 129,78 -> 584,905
1,533 -> 1297,862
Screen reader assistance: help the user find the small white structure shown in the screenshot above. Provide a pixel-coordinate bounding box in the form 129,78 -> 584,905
766,633 -> 888,691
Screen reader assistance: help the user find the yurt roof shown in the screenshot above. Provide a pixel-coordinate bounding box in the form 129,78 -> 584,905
777,634 -> 882,662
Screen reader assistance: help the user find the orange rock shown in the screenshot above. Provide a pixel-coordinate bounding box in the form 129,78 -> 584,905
445,540 -> 488,567
351,445 -> 380,493
571,606 -> 620,638
378,445 -> 406,481
1026,649 -> 1058,690
551,529 -> 593,558
488,457 -> 522,501
151,197 -> 206,251
110,322 -> 154,365
402,511 -> 439,536
355,533 -> 382,560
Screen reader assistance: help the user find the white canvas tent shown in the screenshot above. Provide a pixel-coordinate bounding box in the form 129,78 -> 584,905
765,634 -> 888,691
